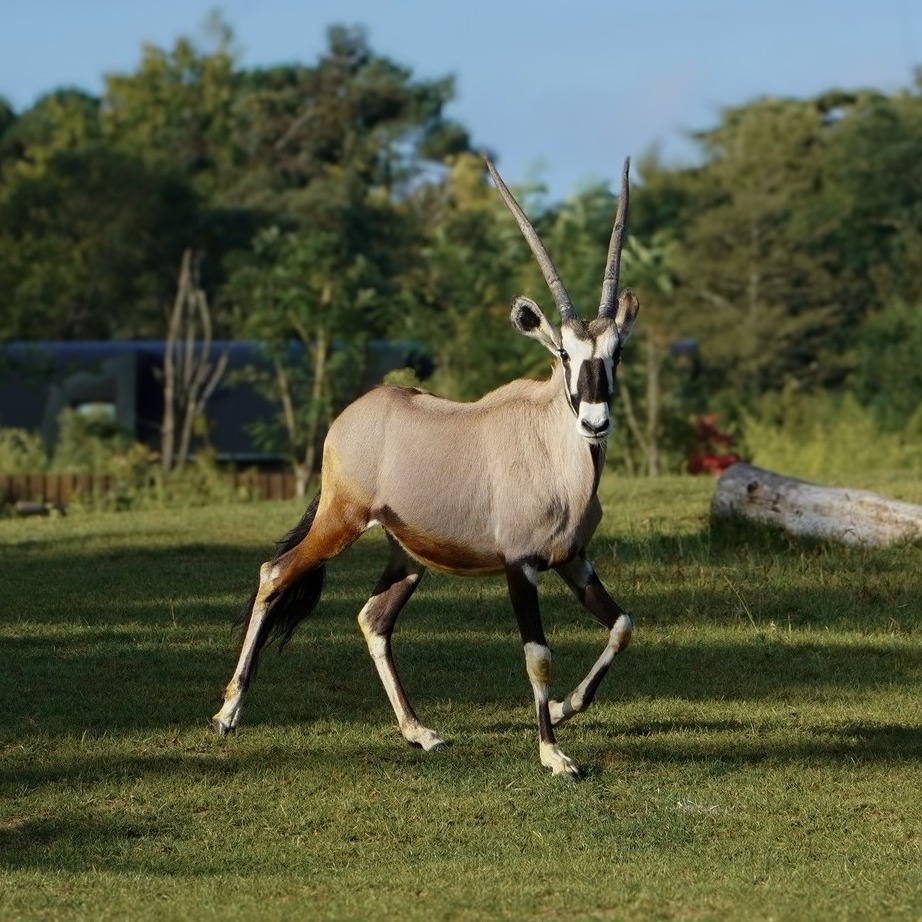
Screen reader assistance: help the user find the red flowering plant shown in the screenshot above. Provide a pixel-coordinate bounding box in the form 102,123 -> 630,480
687,413 -> 740,476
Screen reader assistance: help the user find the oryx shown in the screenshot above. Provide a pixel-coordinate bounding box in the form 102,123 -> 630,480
212,156 -> 640,778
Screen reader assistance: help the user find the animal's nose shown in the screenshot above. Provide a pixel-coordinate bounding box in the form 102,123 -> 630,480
582,418 -> 610,436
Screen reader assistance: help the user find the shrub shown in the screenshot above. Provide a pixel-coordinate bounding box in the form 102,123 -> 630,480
0,426 -> 48,473
1,407 -> 245,513
741,387 -> 922,480
48,406 -> 135,473
851,299 -> 922,432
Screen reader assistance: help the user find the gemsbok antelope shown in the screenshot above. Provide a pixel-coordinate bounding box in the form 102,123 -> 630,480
212,155 -> 640,778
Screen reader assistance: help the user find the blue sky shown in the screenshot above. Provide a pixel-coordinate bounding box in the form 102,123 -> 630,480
1,0 -> 919,201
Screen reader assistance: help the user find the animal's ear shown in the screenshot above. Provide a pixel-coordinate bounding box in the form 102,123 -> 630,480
614,288 -> 640,341
510,297 -> 560,353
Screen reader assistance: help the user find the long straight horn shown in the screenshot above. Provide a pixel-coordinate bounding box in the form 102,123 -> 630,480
598,157 -> 631,319
483,155 -> 577,323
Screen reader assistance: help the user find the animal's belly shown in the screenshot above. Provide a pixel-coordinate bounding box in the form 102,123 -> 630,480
374,513 -> 588,576
394,528 -> 505,576
373,504 -> 504,575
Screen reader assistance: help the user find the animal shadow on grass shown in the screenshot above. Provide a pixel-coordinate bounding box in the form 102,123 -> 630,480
3,525 -> 920,762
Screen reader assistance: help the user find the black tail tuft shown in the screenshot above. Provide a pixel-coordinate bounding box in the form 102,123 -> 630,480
272,490 -> 322,558
237,490 -> 326,676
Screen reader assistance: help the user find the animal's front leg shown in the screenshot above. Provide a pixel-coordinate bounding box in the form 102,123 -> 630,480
505,562 -> 580,779
550,556 -> 633,726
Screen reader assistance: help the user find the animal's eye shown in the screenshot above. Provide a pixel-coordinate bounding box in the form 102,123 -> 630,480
558,348 -> 570,363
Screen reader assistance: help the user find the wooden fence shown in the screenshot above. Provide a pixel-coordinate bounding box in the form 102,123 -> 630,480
0,471 -> 300,507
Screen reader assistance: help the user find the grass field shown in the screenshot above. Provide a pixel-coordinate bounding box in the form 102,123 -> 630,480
2,473 -> 921,920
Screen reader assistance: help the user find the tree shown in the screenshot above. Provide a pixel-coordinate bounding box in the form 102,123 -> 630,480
850,299 -> 922,432
217,27 -> 471,487
673,97 -> 844,398
818,77 -> 922,314
101,12 -> 238,201
226,25 -> 467,212
224,213 -> 386,494
395,152 -> 533,400
614,233 -> 687,475
0,89 -> 102,182
0,144 -> 198,339
0,96 -> 14,151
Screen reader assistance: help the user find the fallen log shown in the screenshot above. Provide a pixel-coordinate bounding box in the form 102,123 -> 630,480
711,462 -> 922,547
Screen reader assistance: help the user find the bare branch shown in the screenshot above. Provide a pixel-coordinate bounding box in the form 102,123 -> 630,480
617,376 -> 650,468
161,249 -> 194,474
698,289 -> 740,314
162,249 -> 228,474
274,102 -> 315,153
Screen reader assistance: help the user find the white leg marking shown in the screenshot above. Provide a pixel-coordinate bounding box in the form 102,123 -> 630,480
211,685 -> 244,736
539,741 -> 580,778
523,642 -> 580,778
361,621 -> 446,751
211,562 -> 278,736
550,614 -> 633,726
548,697 -> 576,727
523,641 -> 552,686
403,725 -> 447,751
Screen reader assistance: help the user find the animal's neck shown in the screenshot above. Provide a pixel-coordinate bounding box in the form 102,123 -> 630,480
475,366 -> 607,497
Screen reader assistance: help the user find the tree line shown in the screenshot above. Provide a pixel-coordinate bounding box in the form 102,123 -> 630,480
2,17 -> 921,480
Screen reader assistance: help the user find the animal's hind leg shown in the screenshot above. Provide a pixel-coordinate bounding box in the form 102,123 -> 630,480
212,558 -> 285,736
212,493 -> 366,736
548,555 -> 633,727
358,537 -> 445,751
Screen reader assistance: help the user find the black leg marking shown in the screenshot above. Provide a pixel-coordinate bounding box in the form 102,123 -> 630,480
556,556 -> 627,629
505,560 -> 547,647
362,537 -> 425,637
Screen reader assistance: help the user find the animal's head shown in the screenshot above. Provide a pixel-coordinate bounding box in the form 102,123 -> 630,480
486,157 -> 640,444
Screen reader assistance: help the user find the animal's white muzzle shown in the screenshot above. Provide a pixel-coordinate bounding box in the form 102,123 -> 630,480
578,401 -> 612,441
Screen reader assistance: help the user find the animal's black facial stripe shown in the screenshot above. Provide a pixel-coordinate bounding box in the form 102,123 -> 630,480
576,358 -> 611,404
563,363 -> 579,414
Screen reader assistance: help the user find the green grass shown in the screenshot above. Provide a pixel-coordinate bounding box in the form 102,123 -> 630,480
2,474 -> 922,920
